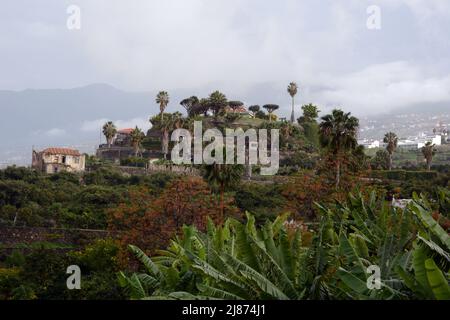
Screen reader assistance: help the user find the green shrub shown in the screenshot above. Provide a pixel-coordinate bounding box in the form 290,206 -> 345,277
371,170 -> 438,181
120,157 -> 148,168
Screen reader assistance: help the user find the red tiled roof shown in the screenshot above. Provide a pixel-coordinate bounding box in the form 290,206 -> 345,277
117,128 -> 134,134
42,148 -> 81,156
225,106 -> 248,113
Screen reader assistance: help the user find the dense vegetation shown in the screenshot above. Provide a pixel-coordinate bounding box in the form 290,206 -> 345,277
119,190 -> 450,300
0,93 -> 449,300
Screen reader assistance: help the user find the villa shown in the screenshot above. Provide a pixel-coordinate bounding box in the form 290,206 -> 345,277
32,147 -> 85,174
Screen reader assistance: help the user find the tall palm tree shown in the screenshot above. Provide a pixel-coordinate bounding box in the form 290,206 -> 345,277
102,121 -> 117,148
208,91 -> 228,117
421,142 -> 436,171
263,104 -> 280,122
156,91 -> 170,121
287,82 -> 298,123
319,109 -> 359,189
154,113 -> 176,159
383,132 -> 398,171
203,161 -> 243,222
130,126 -> 144,157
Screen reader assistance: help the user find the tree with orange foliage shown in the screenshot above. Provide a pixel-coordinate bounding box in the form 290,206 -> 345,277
108,177 -> 239,264
282,171 -> 335,220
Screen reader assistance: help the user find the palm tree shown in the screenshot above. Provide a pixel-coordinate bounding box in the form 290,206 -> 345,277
319,109 -> 359,189
155,114 -> 176,159
102,121 -> 117,148
421,142 -> 436,171
287,82 -> 298,123
196,98 -> 211,116
156,91 -> 170,121
172,111 -> 184,129
263,104 -> 280,122
383,132 -> 398,171
151,112 -> 184,159
203,161 -> 243,222
208,91 -> 228,117
130,126 -> 144,156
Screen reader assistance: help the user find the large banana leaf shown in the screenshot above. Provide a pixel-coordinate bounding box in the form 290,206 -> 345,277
425,258 -> 450,300
128,244 -> 163,281
336,267 -> 368,296
411,196 -> 450,251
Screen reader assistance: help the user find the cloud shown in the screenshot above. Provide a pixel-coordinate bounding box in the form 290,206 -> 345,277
308,61 -> 450,115
1,0 -> 450,116
44,128 -> 66,137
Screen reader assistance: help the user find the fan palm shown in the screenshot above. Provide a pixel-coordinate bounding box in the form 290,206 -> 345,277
421,142 -> 436,171
203,161 -> 243,222
102,121 -> 117,147
157,114 -> 176,159
172,111 -> 184,129
287,82 -> 298,123
130,126 -> 144,156
156,91 -> 170,121
209,91 -> 228,117
319,109 -> 359,188
383,132 -> 398,171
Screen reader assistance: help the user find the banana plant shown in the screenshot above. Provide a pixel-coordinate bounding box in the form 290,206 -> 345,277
118,226 -> 202,299
395,194 -> 450,300
316,191 -> 416,299
119,191 -> 449,300
120,212 -> 313,299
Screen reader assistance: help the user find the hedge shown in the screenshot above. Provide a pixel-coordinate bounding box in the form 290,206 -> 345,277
371,170 -> 438,181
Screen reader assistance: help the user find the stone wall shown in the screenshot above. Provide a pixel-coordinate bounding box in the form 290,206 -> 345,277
117,166 -> 148,176
148,164 -> 201,176
117,164 -> 200,176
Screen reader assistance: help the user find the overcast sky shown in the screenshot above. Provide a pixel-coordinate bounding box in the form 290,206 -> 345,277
1,0 -> 450,116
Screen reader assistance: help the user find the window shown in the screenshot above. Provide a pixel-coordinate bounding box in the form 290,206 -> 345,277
62,156 -> 66,164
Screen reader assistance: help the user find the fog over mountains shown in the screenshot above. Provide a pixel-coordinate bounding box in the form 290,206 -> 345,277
0,83 -> 448,166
